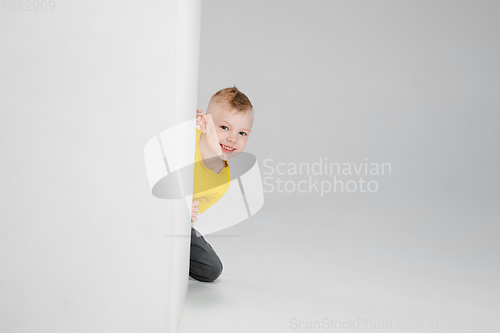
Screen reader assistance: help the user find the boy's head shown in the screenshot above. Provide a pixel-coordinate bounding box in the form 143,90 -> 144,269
205,86 -> 254,160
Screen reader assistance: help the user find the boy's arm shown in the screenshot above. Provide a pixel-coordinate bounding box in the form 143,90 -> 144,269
191,196 -> 222,222
191,108 -> 230,222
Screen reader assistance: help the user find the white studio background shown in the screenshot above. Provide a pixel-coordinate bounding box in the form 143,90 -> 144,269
184,0 -> 500,332
0,1 -> 196,332
1,1 -> 499,333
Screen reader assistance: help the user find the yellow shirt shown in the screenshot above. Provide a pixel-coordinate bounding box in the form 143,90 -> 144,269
193,128 -> 231,214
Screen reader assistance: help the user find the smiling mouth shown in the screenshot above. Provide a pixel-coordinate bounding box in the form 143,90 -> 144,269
220,143 -> 236,152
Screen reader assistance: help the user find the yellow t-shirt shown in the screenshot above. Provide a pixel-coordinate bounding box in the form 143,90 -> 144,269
193,128 -> 231,214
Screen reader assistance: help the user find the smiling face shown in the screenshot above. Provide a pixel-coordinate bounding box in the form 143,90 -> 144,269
206,104 -> 253,161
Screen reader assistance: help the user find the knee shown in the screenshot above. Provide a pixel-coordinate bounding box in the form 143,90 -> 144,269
204,259 -> 223,282
191,259 -> 223,282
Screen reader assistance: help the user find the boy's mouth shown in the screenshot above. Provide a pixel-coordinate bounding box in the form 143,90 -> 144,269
220,143 -> 236,152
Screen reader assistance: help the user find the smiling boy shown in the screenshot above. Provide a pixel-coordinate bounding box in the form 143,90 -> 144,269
188,86 -> 254,282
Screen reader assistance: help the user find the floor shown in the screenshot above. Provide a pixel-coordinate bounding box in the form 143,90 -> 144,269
178,195 -> 499,333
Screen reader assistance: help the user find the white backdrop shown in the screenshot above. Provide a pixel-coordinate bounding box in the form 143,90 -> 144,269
180,1 -> 500,332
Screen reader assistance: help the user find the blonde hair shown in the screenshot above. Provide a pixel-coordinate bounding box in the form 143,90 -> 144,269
208,86 -> 253,112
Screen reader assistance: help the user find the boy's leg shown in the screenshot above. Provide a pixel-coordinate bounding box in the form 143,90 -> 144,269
189,227 -> 223,282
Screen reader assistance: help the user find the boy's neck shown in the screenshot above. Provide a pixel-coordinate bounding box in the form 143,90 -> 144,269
199,132 -> 226,174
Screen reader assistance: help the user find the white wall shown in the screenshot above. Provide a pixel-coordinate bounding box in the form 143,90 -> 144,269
0,0 -> 199,332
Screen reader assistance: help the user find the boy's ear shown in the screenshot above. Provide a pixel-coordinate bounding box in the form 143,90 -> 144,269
198,114 -> 208,134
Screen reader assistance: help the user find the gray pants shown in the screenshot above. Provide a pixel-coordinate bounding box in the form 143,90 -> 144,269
189,227 -> 223,282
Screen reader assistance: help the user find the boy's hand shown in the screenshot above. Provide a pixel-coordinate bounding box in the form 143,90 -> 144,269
195,109 -> 226,160
196,108 -> 206,130
191,200 -> 199,223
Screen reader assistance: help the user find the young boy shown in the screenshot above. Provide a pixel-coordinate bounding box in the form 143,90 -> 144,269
188,86 -> 254,282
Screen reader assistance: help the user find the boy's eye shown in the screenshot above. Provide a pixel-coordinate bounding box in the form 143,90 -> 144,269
220,126 -> 247,136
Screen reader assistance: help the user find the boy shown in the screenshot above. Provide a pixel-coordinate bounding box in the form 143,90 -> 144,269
188,86 -> 254,282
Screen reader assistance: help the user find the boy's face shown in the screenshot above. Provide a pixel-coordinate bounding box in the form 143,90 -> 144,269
206,104 -> 253,161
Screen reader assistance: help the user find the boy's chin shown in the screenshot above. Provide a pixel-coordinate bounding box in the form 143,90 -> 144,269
217,154 -> 228,161
217,151 -> 240,161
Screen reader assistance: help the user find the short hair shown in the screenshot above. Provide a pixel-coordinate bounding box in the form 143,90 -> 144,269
208,86 -> 253,112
